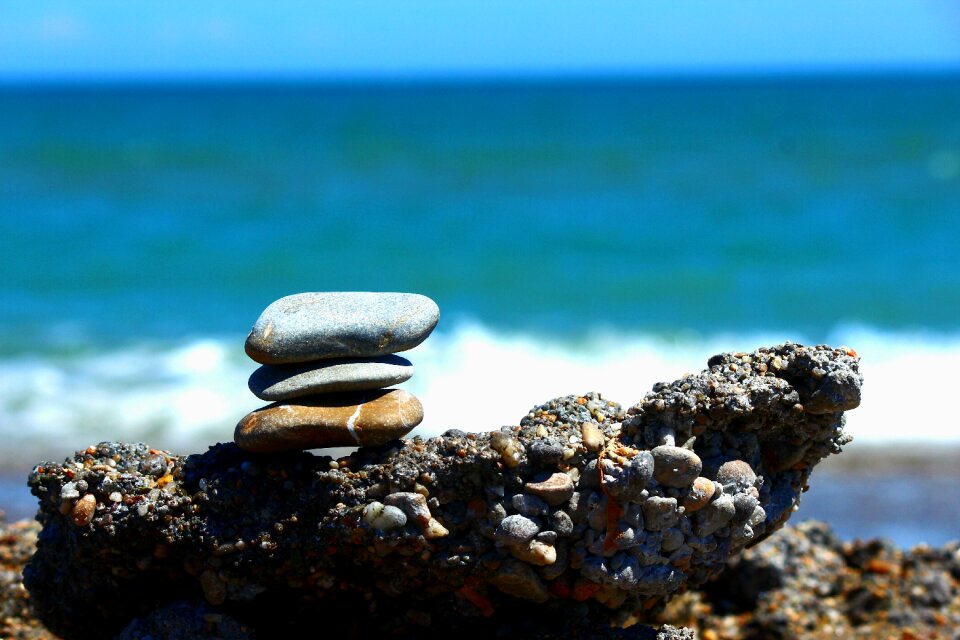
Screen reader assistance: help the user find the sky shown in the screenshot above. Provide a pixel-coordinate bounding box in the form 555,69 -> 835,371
1,1 -> 960,80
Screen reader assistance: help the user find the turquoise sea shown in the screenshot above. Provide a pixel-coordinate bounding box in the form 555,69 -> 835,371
1,76 -> 959,543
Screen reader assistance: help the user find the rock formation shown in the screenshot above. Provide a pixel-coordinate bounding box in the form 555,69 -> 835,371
24,343 -> 861,638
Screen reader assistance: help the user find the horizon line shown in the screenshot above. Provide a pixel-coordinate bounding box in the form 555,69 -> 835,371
2,64 -> 960,87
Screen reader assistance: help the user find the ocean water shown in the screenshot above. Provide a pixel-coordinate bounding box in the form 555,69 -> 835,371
1,77 -> 959,542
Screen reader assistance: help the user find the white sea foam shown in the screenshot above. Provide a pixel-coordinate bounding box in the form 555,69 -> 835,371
0,324 -> 957,465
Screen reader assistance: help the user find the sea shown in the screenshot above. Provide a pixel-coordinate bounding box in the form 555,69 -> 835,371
1,75 -> 958,546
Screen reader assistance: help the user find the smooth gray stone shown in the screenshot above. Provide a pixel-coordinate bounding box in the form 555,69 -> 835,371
245,292 -> 440,364
248,354 -> 414,401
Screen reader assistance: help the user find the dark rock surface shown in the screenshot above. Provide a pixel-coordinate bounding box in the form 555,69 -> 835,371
658,520 -> 960,639
23,343 -> 861,638
0,514 -> 44,640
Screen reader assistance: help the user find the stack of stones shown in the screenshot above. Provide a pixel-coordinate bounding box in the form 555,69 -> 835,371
234,292 -> 439,453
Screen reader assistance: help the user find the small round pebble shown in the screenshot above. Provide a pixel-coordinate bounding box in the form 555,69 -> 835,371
716,459 -> 758,490
651,445 -> 703,488
681,477 -> 716,513
580,423 -> 606,452
511,494 -> 549,517
362,502 -> 407,531
495,514 -> 540,546
70,494 -> 96,527
508,539 -> 557,566
549,510 -> 574,537
384,492 -> 431,527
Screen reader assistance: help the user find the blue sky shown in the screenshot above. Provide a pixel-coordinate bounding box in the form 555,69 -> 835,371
2,1 -> 960,79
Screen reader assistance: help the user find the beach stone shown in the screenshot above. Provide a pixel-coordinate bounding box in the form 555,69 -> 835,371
651,446 -> 702,488
733,492 -> 760,521
696,494 -> 737,537
361,502 -> 407,531
581,422 -> 606,452
524,472 -> 575,506
549,510 -> 574,537
508,539 -> 557,566
234,389 -> 423,452
495,514 -> 540,546
384,492 -> 431,528
248,354 -> 413,401
716,459 -> 758,491
245,292 -> 439,364
511,494 -> 549,517
681,477 -> 716,513
598,453 -> 655,501
70,494 -> 96,527
643,496 -> 679,532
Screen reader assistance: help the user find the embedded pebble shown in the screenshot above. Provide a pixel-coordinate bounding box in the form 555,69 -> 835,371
524,472 -> 574,506
361,501 -> 408,531
549,510 -> 574,537
622,503 -> 645,529
733,492 -> 760,521
578,459 -> 602,489
642,496 -> 679,531
508,539 -> 557,566
384,492 -> 431,527
495,514 -> 540,546
581,422 -> 606,452
716,459 -> 758,491
661,527 -> 685,552
681,477 -> 716,512
245,292 -> 440,364
422,517 -> 450,539
488,503 -> 507,525
234,389 -> 423,452
604,450 -> 655,500
490,431 -> 524,468
70,494 -> 96,527
248,355 -> 414,400
511,494 -> 549,517
586,492 -> 608,531
527,439 -> 564,466
651,446 -> 703,488
60,482 -> 79,500
696,494 -> 736,536
492,559 -> 549,602
535,530 -> 558,544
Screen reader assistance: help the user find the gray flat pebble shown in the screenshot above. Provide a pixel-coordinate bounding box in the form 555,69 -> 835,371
248,354 -> 413,400
245,292 -> 439,364
495,514 -> 540,546
511,494 -> 549,517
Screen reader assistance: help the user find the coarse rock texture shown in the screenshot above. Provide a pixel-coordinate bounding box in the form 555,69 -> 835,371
248,354 -> 414,401
657,520 -> 960,639
0,514 -> 45,640
24,343 -> 861,639
244,292 -> 440,364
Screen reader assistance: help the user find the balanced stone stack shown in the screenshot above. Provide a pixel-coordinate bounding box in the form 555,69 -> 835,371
235,292 -> 439,452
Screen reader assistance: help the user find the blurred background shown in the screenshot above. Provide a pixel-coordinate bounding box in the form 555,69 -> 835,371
1,1 -> 958,544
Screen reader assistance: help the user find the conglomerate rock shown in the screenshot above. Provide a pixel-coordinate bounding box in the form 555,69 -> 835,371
23,343 -> 861,639
658,520 -> 960,639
